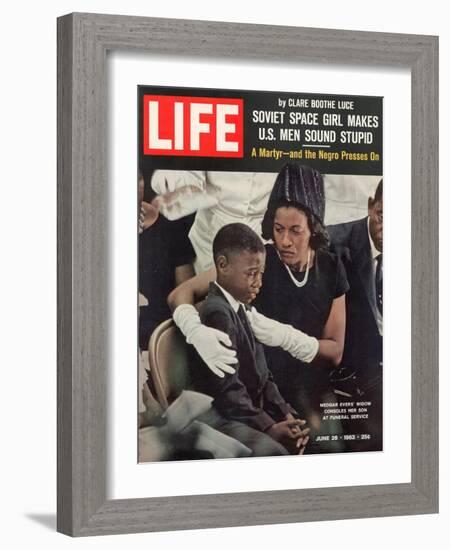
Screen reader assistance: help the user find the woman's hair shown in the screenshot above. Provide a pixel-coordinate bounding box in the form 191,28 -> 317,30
262,199 -> 329,251
261,163 -> 328,250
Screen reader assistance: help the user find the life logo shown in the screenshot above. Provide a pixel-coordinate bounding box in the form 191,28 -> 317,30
143,95 -> 244,157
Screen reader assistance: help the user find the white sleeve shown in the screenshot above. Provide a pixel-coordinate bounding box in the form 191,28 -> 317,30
151,170 -> 206,194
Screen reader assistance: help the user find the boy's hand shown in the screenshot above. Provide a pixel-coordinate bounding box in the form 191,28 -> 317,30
266,417 -> 310,455
285,413 -> 310,454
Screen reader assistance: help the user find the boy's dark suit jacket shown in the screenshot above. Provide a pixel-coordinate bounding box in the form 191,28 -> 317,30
190,283 -> 293,432
327,217 -> 382,385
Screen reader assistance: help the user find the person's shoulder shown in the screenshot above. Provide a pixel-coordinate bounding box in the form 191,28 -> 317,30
316,247 -> 341,269
200,285 -> 235,318
328,216 -> 367,235
328,217 -> 363,236
327,218 -> 368,253
316,249 -> 349,291
200,289 -> 239,335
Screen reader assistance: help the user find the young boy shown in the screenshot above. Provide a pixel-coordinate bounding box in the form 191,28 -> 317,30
190,223 -> 309,457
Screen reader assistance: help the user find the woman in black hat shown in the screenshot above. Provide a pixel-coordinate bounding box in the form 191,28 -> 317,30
248,164 -> 349,446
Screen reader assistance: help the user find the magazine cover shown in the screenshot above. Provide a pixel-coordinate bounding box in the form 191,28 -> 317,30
137,85 -> 383,462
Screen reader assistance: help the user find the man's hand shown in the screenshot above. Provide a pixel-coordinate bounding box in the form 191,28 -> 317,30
152,186 -> 219,221
266,416 -> 310,455
246,307 -> 319,363
173,304 -> 237,378
139,200 -> 159,233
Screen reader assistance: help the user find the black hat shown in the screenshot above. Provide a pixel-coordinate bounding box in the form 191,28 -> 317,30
261,164 -> 325,239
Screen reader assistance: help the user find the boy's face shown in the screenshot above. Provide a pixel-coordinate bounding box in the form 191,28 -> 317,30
217,250 -> 266,304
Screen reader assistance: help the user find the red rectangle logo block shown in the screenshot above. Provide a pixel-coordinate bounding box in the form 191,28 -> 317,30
143,95 -> 244,157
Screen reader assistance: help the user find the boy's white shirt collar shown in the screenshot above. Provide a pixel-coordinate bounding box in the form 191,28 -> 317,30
214,281 -> 242,313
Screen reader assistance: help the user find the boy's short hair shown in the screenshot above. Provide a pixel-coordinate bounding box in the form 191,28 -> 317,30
212,223 -> 265,265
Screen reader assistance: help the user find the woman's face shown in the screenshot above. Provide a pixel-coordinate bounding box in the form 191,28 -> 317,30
273,207 -> 311,269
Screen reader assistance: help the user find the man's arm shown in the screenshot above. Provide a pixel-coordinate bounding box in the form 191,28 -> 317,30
151,170 -> 206,194
174,264 -> 195,287
168,267 -> 216,311
151,171 -> 219,221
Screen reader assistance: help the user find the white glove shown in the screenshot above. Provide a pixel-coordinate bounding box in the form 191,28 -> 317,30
246,307 -> 319,363
173,304 -> 237,378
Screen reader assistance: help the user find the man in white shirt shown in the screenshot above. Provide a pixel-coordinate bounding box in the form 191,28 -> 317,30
151,170 -> 277,273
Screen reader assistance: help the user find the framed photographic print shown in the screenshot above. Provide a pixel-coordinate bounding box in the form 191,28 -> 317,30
137,84 -> 383,461
57,13 -> 438,536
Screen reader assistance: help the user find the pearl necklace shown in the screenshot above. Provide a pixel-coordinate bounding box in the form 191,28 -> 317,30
278,248 -> 312,288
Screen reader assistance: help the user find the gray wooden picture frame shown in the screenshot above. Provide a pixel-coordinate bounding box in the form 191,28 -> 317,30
57,12 -> 439,537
